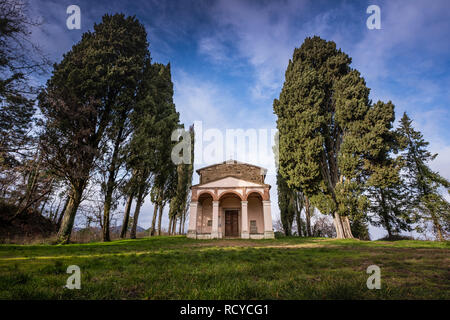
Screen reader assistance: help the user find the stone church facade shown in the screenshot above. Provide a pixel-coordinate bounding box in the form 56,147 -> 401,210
187,160 -> 274,239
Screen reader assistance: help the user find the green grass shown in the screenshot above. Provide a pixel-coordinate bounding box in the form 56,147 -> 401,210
0,236 -> 448,299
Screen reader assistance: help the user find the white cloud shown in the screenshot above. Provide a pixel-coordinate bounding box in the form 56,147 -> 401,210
173,70 -> 237,128
201,0 -> 310,101
198,36 -> 231,64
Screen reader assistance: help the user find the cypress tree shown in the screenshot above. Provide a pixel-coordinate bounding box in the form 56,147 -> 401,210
168,125 -> 194,235
274,36 -> 397,239
276,171 -> 296,236
127,62 -> 179,238
39,14 -> 149,243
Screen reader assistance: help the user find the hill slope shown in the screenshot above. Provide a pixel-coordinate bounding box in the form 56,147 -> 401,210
0,202 -> 57,241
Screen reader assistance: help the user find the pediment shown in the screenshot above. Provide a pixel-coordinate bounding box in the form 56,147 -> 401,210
197,176 -> 264,188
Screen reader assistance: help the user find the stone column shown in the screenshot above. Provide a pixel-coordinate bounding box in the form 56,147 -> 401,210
211,200 -> 219,239
263,200 -> 274,239
241,201 -> 249,239
187,201 -> 198,239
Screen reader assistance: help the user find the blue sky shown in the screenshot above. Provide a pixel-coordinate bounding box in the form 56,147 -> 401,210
29,0 -> 450,239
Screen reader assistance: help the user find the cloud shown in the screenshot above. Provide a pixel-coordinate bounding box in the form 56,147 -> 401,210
198,36 -> 231,64
352,0 -> 450,81
198,0 -> 310,100
173,70 -> 235,128
344,0 -> 450,182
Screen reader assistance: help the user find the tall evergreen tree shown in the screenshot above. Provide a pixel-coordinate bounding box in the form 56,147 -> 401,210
168,125 -> 194,235
274,36 -> 397,239
398,112 -> 450,241
100,55 -> 149,241
38,14 -> 149,243
274,132 -> 308,237
125,59 -> 156,239
364,113 -> 411,237
274,133 -> 295,236
276,171 -> 296,236
127,62 -> 179,238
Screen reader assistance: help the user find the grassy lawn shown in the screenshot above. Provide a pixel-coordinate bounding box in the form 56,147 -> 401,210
0,236 -> 448,299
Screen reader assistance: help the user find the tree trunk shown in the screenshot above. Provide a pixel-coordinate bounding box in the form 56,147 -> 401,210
342,215 -> 354,238
172,216 -> 177,235
430,212 -> 445,241
102,193 -> 112,241
157,204 -> 164,236
168,216 -> 173,235
305,196 -> 312,237
380,189 -> 393,238
333,212 -> 345,239
384,215 -> 393,238
333,212 -> 354,239
178,214 -> 182,234
130,190 -> 144,239
295,209 -> 302,237
150,203 -> 159,236
294,192 -> 304,237
435,223 -> 444,241
56,195 -> 70,227
120,193 -> 134,238
102,125 -> 125,242
57,184 -> 84,244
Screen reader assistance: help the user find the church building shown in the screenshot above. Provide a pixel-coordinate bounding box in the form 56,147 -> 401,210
187,160 -> 274,239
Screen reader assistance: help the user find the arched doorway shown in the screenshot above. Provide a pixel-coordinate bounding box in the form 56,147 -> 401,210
219,192 -> 242,238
